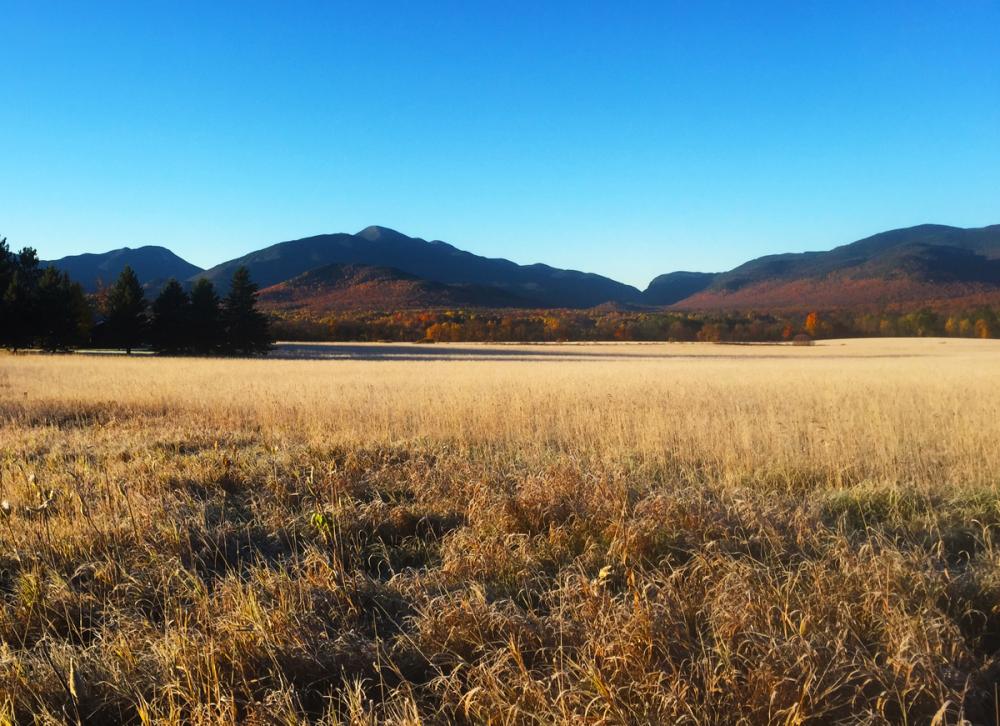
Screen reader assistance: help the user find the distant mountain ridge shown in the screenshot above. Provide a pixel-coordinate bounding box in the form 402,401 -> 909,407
45,246 -> 203,293
676,224 -> 1000,310
258,263 -> 527,311
195,226 -> 642,308
41,222 -> 1000,311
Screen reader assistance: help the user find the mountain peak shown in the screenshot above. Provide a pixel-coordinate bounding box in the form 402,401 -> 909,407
197,227 -> 641,307
356,225 -> 407,242
45,245 -> 203,292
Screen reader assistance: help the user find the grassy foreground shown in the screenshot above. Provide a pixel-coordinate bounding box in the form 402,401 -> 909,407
2,339 -> 1000,724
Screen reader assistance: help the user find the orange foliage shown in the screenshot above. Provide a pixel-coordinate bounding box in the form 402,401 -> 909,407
804,312 -> 819,337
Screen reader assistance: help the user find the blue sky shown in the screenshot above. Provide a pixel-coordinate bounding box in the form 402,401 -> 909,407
2,1 -> 998,288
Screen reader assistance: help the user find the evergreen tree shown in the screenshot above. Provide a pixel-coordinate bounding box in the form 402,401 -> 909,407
1,248 -> 42,351
35,267 -> 91,351
0,237 -> 13,298
0,236 -> 91,352
222,266 -> 271,355
150,279 -> 191,354
105,265 -> 147,354
0,238 -> 12,348
189,278 -> 222,355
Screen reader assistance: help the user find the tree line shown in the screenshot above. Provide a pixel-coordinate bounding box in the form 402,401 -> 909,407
269,306 -> 999,344
5,234 -> 998,350
1,236 -> 271,354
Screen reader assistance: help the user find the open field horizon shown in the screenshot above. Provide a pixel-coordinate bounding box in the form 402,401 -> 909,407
267,337 -> 999,359
3,338 -> 1000,723
65,335 -> 1000,362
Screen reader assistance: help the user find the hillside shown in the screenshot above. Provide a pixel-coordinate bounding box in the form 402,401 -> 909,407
46,246 -> 203,292
643,271 -> 717,305
39,222 -> 1000,312
672,224 -> 1000,310
258,263 -> 526,312
196,226 -> 641,308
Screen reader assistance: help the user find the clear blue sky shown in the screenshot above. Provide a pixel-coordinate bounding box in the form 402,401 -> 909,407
2,1 -> 998,288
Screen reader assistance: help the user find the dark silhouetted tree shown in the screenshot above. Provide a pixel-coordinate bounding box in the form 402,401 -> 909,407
189,278 -> 222,355
1,247 -> 42,351
222,266 -> 271,355
0,237 -> 12,297
105,265 -> 147,354
0,238 -> 14,349
150,279 -> 191,354
35,267 -> 91,351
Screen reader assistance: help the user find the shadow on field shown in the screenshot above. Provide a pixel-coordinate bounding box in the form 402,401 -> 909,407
269,343 -> 718,362
267,342 -> 923,362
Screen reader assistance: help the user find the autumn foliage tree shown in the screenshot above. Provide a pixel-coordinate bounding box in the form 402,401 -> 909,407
804,312 -> 819,338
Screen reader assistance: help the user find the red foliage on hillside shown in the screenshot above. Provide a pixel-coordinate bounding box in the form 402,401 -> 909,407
258,264 -> 522,312
676,277 -> 1000,313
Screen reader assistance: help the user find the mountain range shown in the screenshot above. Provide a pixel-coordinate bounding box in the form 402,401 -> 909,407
681,224 -> 1000,310
43,223 -> 1000,312
44,246 -> 202,293
195,226 -> 639,308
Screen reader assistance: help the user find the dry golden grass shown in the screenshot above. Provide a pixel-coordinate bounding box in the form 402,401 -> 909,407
1,338 -> 1000,724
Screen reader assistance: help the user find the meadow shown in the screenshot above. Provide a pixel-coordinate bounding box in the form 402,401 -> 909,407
2,338 -> 1000,724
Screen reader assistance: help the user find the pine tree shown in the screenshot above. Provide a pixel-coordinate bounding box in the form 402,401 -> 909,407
35,267 -> 91,351
189,278 -> 222,355
0,236 -> 91,352
222,266 -> 271,355
1,248 -> 42,351
0,237 -> 12,298
150,279 -> 191,354
105,265 -> 147,354
0,238 -> 12,349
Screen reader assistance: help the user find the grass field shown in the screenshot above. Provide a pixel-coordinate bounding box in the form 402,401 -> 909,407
2,338 -> 1000,724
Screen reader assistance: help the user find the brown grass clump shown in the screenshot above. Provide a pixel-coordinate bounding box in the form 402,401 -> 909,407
1,338 -> 1000,723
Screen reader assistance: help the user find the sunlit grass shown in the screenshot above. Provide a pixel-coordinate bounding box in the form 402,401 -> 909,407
1,338 -> 999,723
